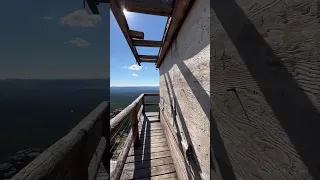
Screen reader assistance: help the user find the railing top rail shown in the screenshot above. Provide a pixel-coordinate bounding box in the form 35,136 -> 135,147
143,93 -> 159,96
12,101 -> 110,180
110,94 -> 144,133
110,93 -> 159,130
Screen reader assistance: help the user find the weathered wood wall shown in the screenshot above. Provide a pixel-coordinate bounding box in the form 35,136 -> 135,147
211,0 -> 320,179
159,0 -> 210,179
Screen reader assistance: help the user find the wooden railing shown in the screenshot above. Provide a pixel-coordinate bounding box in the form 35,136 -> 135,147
12,101 -> 110,180
11,93 -> 159,180
110,93 -> 159,180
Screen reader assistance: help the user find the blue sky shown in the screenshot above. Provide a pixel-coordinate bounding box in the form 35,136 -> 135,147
0,1 -> 167,86
110,10 -> 167,86
0,0 -> 109,79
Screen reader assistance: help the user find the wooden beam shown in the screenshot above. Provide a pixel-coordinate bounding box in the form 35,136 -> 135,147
88,137 -> 107,180
143,93 -> 159,96
156,0 -> 195,68
120,0 -> 174,16
133,40 -> 163,47
86,0 -> 100,14
129,30 -> 144,39
110,131 -> 133,180
140,59 -> 157,63
12,102 -> 109,180
111,0 -> 141,65
138,55 -> 158,59
131,102 -> 140,146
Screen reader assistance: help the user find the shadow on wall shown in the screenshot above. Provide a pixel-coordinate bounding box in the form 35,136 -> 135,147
211,0 -> 320,179
159,6 -> 213,176
161,59 -> 236,179
163,73 -> 201,179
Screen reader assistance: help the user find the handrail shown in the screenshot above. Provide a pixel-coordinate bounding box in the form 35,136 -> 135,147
12,101 -> 110,180
110,93 -> 159,180
11,93 -> 160,180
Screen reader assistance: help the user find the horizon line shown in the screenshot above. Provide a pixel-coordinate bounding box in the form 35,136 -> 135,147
111,85 -> 159,87
0,78 -> 110,80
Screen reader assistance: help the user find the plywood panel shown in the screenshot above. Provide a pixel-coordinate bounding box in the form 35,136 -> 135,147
210,0 -> 320,179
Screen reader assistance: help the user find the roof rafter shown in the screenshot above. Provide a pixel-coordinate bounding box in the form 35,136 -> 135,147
156,0 -> 195,68
110,0 -> 141,65
85,0 -> 195,68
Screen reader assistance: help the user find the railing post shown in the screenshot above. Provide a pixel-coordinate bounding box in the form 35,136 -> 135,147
102,102 -> 110,175
131,102 -> 140,146
141,94 -> 145,114
68,134 -> 89,180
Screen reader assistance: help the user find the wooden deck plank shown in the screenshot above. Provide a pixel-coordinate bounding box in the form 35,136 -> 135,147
138,126 -> 163,131
120,164 -> 176,179
125,150 -> 172,163
128,146 -> 169,156
121,112 -> 177,179
132,140 -> 168,149
139,132 -> 165,138
96,162 -> 109,180
97,112 -> 177,180
123,157 -> 174,171
137,173 -> 178,180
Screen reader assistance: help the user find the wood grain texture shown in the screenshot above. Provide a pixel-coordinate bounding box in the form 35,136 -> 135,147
110,131 -> 133,180
96,162 -> 109,180
120,112 -> 177,180
129,30 -> 144,39
132,40 -> 163,47
12,102 -> 109,180
211,0 -> 320,179
88,137 -> 106,180
160,109 -> 190,180
159,0 -> 210,179
131,103 -> 140,146
156,0 -> 195,68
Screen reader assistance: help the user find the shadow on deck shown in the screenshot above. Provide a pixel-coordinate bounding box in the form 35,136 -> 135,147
119,112 -> 177,179
11,93 -> 177,180
106,93 -> 178,180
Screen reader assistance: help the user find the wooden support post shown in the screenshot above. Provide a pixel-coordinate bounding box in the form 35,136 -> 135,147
141,95 -> 145,114
158,103 -> 160,120
68,133 -> 89,180
101,102 -> 110,174
131,102 -> 140,147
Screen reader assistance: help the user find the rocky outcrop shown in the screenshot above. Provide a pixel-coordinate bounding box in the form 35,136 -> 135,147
0,148 -> 42,179
0,109 -> 123,179
110,108 -> 122,119
1,109 -> 123,179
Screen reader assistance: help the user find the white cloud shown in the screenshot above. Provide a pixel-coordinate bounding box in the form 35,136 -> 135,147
128,64 -> 142,71
132,73 -> 139,77
68,37 -> 91,47
40,16 -> 54,20
60,10 -> 101,27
